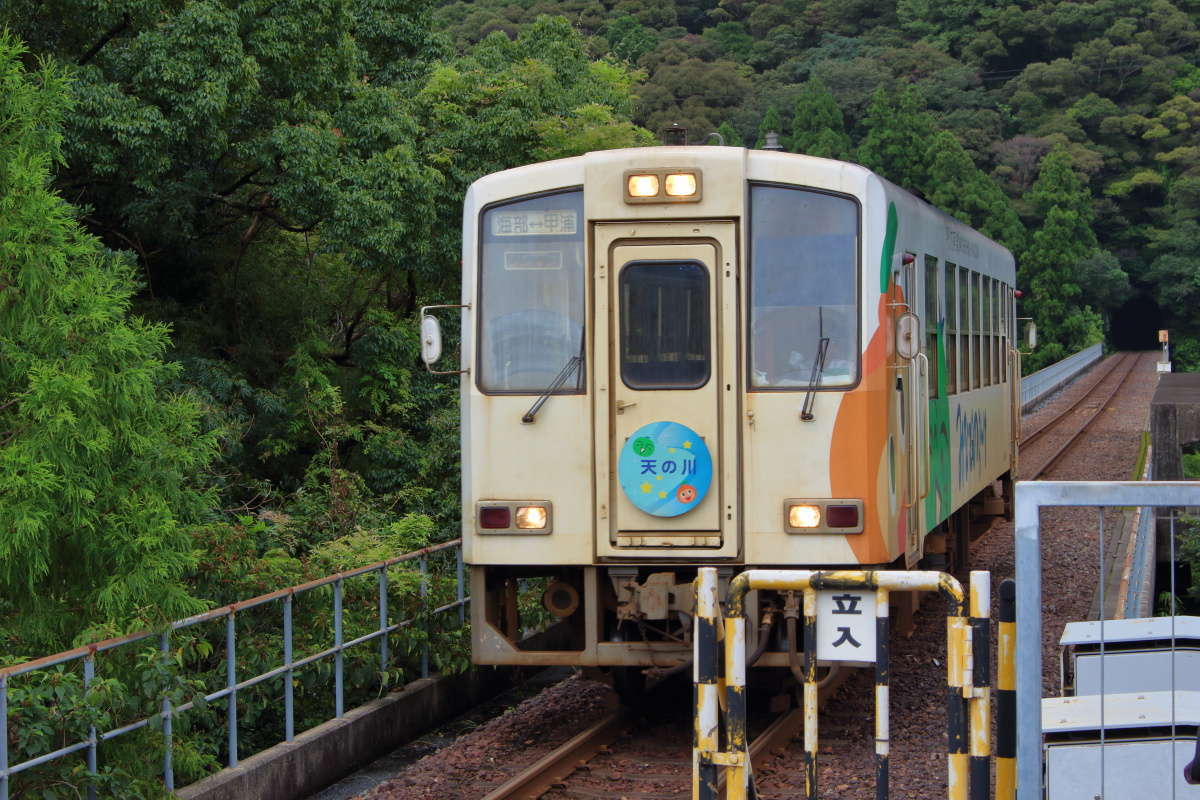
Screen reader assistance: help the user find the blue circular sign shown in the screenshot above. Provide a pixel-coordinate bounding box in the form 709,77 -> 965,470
618,421 -> 713,517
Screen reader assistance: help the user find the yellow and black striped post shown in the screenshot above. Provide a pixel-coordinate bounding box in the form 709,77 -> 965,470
724,601 -> 749,800
874,586 -> 890,800
968,571 -> 991,800
947,595 -> 969,800
996,578 -> 1017,800
694,568 -> 720,800
802,588 -> 819,800
696,569 -> 971,800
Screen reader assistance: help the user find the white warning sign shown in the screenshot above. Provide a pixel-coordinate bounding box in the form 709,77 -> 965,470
816,589 -> 878,665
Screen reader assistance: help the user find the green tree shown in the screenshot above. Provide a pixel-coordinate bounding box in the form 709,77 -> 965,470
1146,220 -> 1200,332
897,0 -> 989,55
1075,251 -> 1132,312
703,21 -> 755,61
417,17 -> 652,283
638,54 -> 754,138
0,0 -> 446,348
715,120 -> 744,146
755,104 -> 784,149
1019,147 -> 1106,369
534,104 -> 656,159
789,76 -> 850,158
0,35 -> 217,651
924,131 -> 1027,252
606,14 -> 659,63
857,83 -> 937,190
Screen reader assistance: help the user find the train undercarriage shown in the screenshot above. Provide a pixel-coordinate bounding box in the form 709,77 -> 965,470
471,477 -> 1013,670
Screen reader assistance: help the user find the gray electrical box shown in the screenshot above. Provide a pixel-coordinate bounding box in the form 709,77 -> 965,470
1043,691 -> 1200,799
1060,616 -> 1200,695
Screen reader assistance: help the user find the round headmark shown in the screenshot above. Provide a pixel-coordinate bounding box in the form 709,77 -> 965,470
617,421 -> 713,517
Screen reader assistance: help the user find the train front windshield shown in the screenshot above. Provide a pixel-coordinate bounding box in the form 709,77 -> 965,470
475,183 -> 860,394
476,190 -> 586,393
749,185 -> 860,389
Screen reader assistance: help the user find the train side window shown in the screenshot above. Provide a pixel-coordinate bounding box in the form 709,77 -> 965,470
924,255 -> 940,398
1000,284 -> 1006,383
945,262 -> 957,395
971,271 -> 981,390
619,261 -> 710,389
959,266 -> 971,392
1003,284 -> 1012,382
981,273 -> 988,388
477,190 -> 586,394
1007,284 -> 1014,381
748,184 -> 860,390
988,280 -> 998,383
982,276 -> 992,387
991,278 -> 1000,385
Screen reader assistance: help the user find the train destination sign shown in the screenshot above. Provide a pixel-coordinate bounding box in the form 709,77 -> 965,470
490,209 -> 578,237
503,250 -> 564,271
617,421 -> 713,517
815,589 -> 878,665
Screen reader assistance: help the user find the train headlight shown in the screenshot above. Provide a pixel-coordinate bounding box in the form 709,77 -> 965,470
783,499 -> 864,534
476,501 -> 553,534
623,168 -> 703,203
788,504 -> 822,529
664,173 -> 697,197
515,505 -> 548,530
627,174 -> 660,197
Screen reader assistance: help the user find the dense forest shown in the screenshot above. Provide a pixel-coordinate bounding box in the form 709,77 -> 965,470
1,0 -> 1199,793
2,0 -> 1199,710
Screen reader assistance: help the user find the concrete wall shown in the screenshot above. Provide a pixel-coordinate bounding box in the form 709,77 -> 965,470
1151,373 -> 1200,482
177,624 -> 572,800
176,668 -> 509,800
1150,373 -> 1200,562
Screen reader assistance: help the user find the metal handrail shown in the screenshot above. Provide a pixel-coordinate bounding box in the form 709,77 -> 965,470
0,538 -> 467,798
1019,342 -> 1103,410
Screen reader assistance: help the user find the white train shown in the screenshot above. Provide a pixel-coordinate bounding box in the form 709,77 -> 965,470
421,146 -> 1020,675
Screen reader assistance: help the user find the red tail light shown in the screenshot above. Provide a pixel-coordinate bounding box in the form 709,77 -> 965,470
480,506 -> 511,529
826,505 -> 859,528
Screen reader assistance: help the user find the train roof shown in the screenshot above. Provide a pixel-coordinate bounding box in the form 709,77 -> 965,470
465,147 -> 1014,278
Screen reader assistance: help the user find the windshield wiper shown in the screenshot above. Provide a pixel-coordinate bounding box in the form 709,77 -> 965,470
801,306 -> 832,422
522,355 -> 583,423
800,334 -> 830,422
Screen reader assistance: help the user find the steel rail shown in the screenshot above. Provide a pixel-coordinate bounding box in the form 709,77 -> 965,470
1020,351 -> 1130,449
718,664 -> 853,793
483,664 -> 851,800
1027,352 -> 1143,479
480,704 -> 632,800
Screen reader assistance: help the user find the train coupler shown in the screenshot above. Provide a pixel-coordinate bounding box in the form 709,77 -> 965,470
609,568 -> 696,622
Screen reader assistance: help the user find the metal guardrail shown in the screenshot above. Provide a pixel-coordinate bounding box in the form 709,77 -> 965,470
0,538 -> 467,799
1014,481 -> 1200,799
1020,343 -> 1104,411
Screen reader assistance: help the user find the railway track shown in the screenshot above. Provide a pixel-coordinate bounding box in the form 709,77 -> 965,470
1022,351 -> 1145,479
481,666 -> 849,799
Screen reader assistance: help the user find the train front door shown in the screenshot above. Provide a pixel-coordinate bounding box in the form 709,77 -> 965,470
592,222 -> 739,557
895,258 -> 924,566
